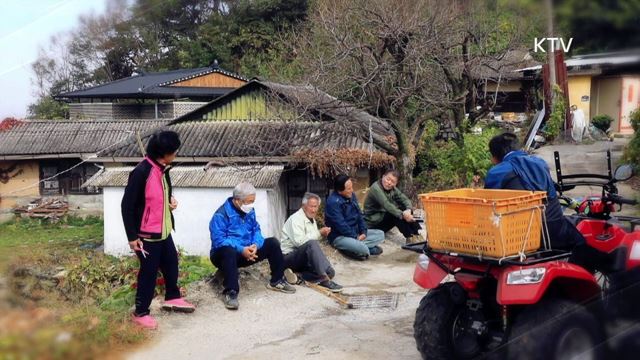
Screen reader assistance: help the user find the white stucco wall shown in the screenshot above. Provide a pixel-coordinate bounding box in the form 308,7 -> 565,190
104,187 -> 280,256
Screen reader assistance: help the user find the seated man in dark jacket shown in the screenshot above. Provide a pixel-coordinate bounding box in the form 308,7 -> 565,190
325,174 -> 385,260
209,181 -> 295,310
485,132 -> 607,272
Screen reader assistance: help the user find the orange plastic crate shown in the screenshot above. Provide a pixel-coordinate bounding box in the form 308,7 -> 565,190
419,188 -> 546,258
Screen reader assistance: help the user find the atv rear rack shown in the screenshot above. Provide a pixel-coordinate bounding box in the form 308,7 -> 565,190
402,241 -> 571,267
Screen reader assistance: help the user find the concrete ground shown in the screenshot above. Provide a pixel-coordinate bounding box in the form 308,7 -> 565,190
128,234 -> 424,360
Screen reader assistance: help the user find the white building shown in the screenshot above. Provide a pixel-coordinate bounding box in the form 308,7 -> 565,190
84,165 -> 286,256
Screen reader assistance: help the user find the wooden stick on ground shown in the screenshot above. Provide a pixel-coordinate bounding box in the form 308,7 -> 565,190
304,281 -> 353,309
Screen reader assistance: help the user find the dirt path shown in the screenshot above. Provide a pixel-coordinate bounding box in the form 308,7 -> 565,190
128,239 -> 423,360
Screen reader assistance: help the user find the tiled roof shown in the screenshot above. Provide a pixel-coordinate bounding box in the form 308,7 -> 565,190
83,164 -> 284,188
56,66 -> 247,100
0,119 -> 169,158
103,120 -> 384,159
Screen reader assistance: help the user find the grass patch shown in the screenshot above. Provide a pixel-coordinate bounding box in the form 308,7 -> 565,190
0,216 -> 214,359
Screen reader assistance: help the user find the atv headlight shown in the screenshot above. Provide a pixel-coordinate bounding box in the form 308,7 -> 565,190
506,268 -> 546,285
417,254 -> 430,270
630,241 -> 640,261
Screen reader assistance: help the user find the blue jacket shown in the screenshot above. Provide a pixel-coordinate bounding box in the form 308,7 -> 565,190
209,197 -> 265,254
485,150 -> 582,248
325,191 -> 367,242
485,150 -> 557,199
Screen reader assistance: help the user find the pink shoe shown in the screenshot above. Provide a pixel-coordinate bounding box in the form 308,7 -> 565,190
132,314 -> 157,329
162,298 -> 196,313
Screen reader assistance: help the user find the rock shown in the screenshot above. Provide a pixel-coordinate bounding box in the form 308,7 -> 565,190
55,331 -> 72,343
52,270 -> 68,281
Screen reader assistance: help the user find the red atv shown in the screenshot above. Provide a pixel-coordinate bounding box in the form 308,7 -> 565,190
404,151 -> 640,360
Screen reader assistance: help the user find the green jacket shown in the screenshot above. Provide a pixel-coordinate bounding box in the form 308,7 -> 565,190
363,180 -> 412,226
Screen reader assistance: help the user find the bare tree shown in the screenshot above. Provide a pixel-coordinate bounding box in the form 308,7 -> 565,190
291,0 -> 536,193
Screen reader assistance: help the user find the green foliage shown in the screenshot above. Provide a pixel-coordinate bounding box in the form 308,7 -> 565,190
544,86 -> 566,141
0,216 -> 216,358
63,255 -> 138,302
555,0 -> 640,54
28,0 -> 309,115
415,122 -> 501,192
0,216 -> 103,266
623,107 -> 640,170
179,255 -> 217,287
27,96 -> 69,119
0,217 -> 147,359
592,114 -> 613,132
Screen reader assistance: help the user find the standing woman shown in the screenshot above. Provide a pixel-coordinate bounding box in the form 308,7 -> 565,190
121,130 -> 195,329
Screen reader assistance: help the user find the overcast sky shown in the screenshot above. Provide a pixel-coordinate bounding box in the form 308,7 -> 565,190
0,0 -> 106,119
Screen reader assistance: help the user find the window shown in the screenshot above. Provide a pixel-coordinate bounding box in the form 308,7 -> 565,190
40,160 -> 102,195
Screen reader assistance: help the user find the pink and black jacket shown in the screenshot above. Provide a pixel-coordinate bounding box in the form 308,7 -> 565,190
121,157 -> 174,241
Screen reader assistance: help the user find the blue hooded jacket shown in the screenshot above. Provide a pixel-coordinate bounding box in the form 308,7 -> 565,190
485,150 -> 557,199
485,150 -> 564,223
209,197 -> 265,254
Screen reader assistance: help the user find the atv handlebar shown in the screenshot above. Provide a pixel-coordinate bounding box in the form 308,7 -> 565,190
605,194 -> 638,206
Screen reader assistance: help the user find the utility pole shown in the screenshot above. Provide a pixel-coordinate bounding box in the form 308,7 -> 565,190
546,0 -> 556,87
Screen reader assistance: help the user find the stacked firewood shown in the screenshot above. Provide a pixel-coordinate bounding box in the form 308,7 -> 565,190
13,198 -> 69,219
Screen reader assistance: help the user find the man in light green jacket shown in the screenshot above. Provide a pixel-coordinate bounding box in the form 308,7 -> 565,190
281,192 -> 343,292
364,169 -> 421,242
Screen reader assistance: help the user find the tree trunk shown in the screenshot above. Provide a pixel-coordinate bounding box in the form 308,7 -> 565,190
397,151 -> 417,201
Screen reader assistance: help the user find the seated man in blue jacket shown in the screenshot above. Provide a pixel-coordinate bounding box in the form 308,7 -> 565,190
209,182 -> 295,310
325,174 -> 385,260
485,132 -> 607,272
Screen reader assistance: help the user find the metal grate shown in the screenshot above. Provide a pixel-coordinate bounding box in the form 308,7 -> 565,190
346,293 -> 399,309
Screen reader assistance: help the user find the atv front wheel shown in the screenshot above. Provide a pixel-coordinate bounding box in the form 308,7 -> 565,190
414,282 -> 484,359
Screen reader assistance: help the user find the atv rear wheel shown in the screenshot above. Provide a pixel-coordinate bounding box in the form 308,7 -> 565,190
507,298 -> 604,360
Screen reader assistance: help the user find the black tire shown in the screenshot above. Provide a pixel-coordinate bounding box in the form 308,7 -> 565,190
414,282 -> 479,360
506,298 -> 605,360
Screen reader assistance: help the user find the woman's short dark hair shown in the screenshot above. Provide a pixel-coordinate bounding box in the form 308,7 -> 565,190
383,168 -> 400,179
146,131 -> 181,159
334,174 -> 351,192
489,132 -> 520,162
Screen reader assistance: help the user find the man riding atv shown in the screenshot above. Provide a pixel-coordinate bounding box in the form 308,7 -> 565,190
485,132 -> 609,273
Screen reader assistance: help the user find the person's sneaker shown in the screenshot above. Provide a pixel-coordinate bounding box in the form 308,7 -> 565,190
369,246 -> 383,256
162,298 -> 196,313
284,268 -> 300,285
318,280 -> 343,293
338,249 -> 369,261
267,279 -> 296,294
224,290 -> 239,310
132,314 -> 158,329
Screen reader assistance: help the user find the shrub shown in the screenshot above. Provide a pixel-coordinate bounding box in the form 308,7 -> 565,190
415,121 -> 500,192
592,114 -> 613,132
623,107 -> 640,170
544,85 -> 565,141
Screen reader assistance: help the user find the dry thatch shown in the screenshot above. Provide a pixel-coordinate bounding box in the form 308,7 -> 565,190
292,148 -> 396,177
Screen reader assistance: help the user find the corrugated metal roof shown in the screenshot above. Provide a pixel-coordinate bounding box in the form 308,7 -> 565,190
56,66 -> 247,100
0,119 -> 169,157
104,120 -> 381,158
83,164 -> 284,188
516,51 -> 640,72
